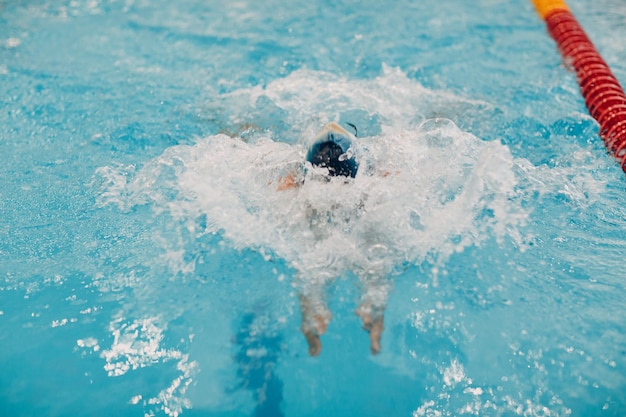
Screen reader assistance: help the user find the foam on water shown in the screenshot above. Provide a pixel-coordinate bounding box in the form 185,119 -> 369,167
3,1 -> 626,416
92,68 -> 618,416
97,67 -> 528,289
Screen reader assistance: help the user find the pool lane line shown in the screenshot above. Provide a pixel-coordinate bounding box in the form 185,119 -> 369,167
531,0 -> 626,172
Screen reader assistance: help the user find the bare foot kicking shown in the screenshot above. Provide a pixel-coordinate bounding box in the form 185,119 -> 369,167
367,316 -> 384,354
356,304 -> 384,355
300,296 -> 331,356
302,327 -> 323,356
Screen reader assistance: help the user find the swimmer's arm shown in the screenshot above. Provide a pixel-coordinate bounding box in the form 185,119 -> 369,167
277,163 -> 306,190
277,172 -> 300,190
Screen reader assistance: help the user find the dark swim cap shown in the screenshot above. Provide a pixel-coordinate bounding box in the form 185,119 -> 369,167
306,123 -> 359,178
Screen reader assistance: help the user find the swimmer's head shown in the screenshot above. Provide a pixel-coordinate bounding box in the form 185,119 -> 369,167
306,122 -> 359,178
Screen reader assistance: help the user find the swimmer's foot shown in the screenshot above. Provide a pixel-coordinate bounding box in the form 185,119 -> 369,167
300,295 -> 331,357
302,327 -> 322,357
356,304 -> 385,355
368,316 -> 384,355
301,312 -> 331,356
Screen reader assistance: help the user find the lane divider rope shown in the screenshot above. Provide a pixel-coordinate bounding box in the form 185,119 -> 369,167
531,0 -> 626,171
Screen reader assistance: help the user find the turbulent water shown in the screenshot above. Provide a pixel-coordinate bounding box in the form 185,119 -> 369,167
2,0 -> 626,416
93,68 -> 621,416
97,68 -> 526,287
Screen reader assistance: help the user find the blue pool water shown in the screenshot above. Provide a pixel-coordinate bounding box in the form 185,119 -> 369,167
2,0 -> 626,416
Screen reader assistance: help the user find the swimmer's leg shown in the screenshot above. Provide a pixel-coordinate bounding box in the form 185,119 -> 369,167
298,279 -> 332,357
355,275 -> 390,355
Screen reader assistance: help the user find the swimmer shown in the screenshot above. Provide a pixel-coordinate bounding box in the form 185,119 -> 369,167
279,122 -> 387,356
277,122 -> 358,190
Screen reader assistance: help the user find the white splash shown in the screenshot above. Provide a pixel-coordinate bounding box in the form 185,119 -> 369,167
93,67 -> 613,415
99,315 -> 197,417
413,359 -> 571,417
442,359 -> 467,387
98,117 -> 525,286
224,65 -> 491,133
77,337 -> 100,352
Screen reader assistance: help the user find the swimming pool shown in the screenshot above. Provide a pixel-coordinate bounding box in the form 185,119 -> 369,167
1,0 -> 625,416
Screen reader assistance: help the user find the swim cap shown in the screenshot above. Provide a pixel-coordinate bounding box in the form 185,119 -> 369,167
306,122 -> 359,178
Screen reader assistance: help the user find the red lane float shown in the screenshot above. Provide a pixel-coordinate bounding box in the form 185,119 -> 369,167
532,0 -> 626,171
